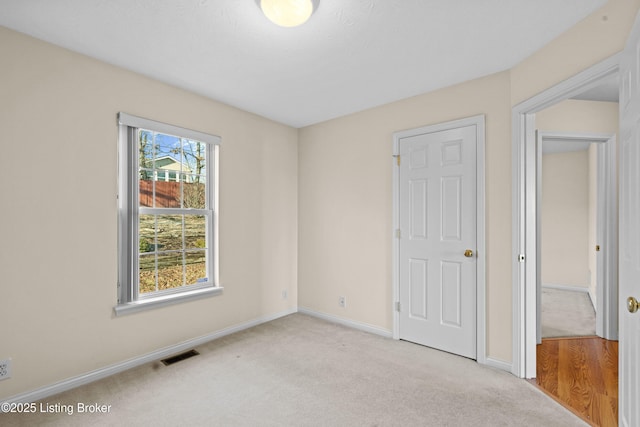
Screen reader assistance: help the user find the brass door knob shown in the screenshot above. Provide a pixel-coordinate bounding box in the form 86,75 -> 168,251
464,249 -> 473,258
628,296 -> 640,313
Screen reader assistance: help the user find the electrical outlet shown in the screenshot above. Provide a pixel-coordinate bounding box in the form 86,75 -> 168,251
0,359 -> 12,381
281,290 -> 288,300
339,296 -> 346,308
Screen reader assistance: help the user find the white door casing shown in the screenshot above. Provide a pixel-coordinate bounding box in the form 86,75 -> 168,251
393,116 -> 485,360
619,10 -> 640,426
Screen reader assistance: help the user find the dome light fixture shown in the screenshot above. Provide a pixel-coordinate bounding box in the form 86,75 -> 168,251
257,0 -> 319,28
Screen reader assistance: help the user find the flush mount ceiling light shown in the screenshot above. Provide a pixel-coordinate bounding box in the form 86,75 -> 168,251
257,0 -> 319,27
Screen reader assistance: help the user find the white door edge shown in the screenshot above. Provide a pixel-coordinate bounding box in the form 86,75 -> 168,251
511,53 -> 620,379
392,114 -> 487,366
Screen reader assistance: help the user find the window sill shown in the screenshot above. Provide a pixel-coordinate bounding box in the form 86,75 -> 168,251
114,286 -> 223,316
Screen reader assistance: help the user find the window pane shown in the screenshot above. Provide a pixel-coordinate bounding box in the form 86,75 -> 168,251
156,215 -> 183,251
154,133 -> 180,163
157,252 -> 184,290
184,215 -> 206,249
154,180 -> 180,208
139,171 -> 154,207
181,140 -> 206,209
154,134 -> 180,181
138,130 -> 154,170
183,140 -> 206,177
138,129 -> 155,208
139,253 -> 157,294
182,182 -> 205,209
139,215 -> 155,253
185,251 -> 207,285
137,214 -> 208,294
150,132 -> 182,207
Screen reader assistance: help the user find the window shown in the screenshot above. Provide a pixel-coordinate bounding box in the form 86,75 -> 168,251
116,113 -> 221,315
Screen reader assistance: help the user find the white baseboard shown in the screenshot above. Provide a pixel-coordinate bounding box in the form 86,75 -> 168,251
296,308 -> 513,374
588,288 -> 597,310
485,356 -> 512,373
2,308 -> 297,405
297,307 -> 393,338
542,283 -> 589,293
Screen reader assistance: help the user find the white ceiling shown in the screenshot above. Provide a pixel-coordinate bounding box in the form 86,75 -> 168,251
572,73 -> 620,103
0,0 -> 607,128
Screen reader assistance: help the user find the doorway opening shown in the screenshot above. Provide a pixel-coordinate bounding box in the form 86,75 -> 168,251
511,53 -> 620,379
536,132 -> 617,343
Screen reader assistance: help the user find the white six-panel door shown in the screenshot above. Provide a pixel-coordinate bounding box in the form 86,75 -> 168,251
619,9 -> 640,427
398,124 -> 477,359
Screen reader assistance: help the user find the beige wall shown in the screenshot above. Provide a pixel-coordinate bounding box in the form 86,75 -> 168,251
510,0 -> 640,105
536,99 -> 619,134
0,27 -> 298,399
536,99 -> 618,303
299,71 -> 513,361
540,151 -> 590,288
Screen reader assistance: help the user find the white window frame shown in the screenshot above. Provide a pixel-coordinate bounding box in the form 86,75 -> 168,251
115,113 -> 222,316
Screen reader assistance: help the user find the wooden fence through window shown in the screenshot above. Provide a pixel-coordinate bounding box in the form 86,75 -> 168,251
139,180 -> 181,208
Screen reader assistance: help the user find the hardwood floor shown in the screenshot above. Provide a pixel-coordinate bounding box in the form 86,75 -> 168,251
535,337 -> 618,427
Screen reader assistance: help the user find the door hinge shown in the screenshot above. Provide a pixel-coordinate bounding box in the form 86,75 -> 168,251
395,229 -> 401,239
393,154 -> 400,166
518,254 -> 525,262
396,301 -> 401,312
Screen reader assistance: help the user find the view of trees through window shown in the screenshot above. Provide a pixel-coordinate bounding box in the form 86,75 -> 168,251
137,129 -> 209,294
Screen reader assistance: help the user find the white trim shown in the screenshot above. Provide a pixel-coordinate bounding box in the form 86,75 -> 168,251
485,357 -> 513,373
511,112 -> 528,378
297,307 -> 393,338
2,309 -> 296,405
117,115 -> 220,309
117,112 -> 220,145
391,114 -> 487,365
138,207 -> 211,216
536,130 -> 542,344
511,54 -> 621,115
511,53 -> 620,379
476,117 -> 487,366
114,286 -> 224,316
589,288 -> 597,311
599,135 -> 618,340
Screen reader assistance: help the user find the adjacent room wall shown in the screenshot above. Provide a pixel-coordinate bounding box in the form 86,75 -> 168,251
540,150 -> 590,288
536,99 -> 619,306
0,27 -> 298,400
535,99 -> 619,134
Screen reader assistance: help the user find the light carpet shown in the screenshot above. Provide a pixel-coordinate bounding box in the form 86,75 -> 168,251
1,313 -> 586,426
542,288 -> 596,338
